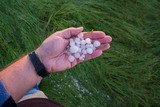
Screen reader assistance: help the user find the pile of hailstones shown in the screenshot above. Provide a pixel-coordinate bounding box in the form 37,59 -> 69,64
66,33 -> 101,62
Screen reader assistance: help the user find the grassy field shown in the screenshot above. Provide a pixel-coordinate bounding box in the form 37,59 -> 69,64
0,0 -> 160,106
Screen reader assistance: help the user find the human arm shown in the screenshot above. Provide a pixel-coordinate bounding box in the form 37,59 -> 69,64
0,27 -> 112,103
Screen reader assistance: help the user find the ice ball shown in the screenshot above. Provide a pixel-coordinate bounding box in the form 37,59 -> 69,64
81,54 -> 85,58
93,41 -> 101,47
77,33 -> 84,39
70,42 -> 75,46
89,44 -> 94,48
86,48 -> 93,54
85,38 -> 91,44
79,56 -> 84,60
70,46 -> 79,53
85,44 -> 90,48
81,40 -> 86,45
92,47 -> 96,50
69,38 -> 74,42
68,55 -> 75,62
74,53 -> 80,58
81,45 -> 86,49
78,48 -> 82,53
82,49 -> 87,54
75,38 -> 81,44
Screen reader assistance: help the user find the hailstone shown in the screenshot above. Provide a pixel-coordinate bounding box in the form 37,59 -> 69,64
81,54 -> 85,58
76,44 -> 80,48
79,56 -> 84,60
78,48 -> 82,53
67,33 -> 101,62
82,49 -> 87,54
85,44 -> 90,48
86,48 -> 93,54
77,33 -> 83,39
89,44 -> 94,48
92,47 -> 96,50
70,38 -> 74,42
81,40 -> 86,45
75,38 -> 81,44
70,46 -> 79,53
93,41 -> 101,47
85,38 -> 91,44
80,45 -> 86,49
68,55 -> 75,62
70,42 -> 75,46
74,53 -> 80,58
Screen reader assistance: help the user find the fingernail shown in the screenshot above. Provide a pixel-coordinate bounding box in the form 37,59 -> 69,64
107,44 -> 110,49
78,27 -> 83,30
106,36 -> 112,42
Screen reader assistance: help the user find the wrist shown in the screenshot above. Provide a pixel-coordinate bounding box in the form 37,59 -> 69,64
35,49 -> 44,65
26,55 -> 43,80
35,49 -> 52,72
29,51 -> 50,78
35,47 -> 53,72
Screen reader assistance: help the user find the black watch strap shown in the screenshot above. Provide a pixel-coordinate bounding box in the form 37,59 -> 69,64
28,52 -> 50,78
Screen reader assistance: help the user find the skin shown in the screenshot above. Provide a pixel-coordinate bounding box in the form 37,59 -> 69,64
0,27 -> 112,102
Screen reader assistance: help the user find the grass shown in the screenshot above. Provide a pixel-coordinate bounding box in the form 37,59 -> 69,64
0,0 -> 160,106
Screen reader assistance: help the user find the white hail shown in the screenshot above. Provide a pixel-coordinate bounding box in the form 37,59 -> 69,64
66,33 -> 101,62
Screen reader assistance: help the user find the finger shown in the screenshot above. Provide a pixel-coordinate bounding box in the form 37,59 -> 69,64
83,31 -> 106,40
97,44 -> 110,51
77,50 -> 102,63
61,27 -> 83,39
103,44 -> 110,51
94,36 -> 112,44
84,50 -> 103,61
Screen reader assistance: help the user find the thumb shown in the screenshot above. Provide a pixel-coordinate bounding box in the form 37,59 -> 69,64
61,27 -> 83,39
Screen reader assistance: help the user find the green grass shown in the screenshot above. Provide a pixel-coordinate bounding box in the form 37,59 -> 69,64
0,0 -> 160,106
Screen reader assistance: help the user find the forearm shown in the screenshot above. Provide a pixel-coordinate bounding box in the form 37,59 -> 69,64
0,55 -> 42,102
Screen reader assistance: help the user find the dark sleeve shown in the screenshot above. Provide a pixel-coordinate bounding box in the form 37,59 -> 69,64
0,80 -> 17,107
2,96 -> 17,107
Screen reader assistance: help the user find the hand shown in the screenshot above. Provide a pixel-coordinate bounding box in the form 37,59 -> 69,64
35,27 -> 112,72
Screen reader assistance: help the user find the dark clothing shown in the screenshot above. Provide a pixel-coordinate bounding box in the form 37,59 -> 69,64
2,97 -> 63,107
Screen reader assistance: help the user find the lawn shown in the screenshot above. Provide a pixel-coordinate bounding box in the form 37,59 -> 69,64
0,0 -> 160,106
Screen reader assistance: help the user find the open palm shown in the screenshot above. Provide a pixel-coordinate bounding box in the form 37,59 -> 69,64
36,27 -> 112,72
